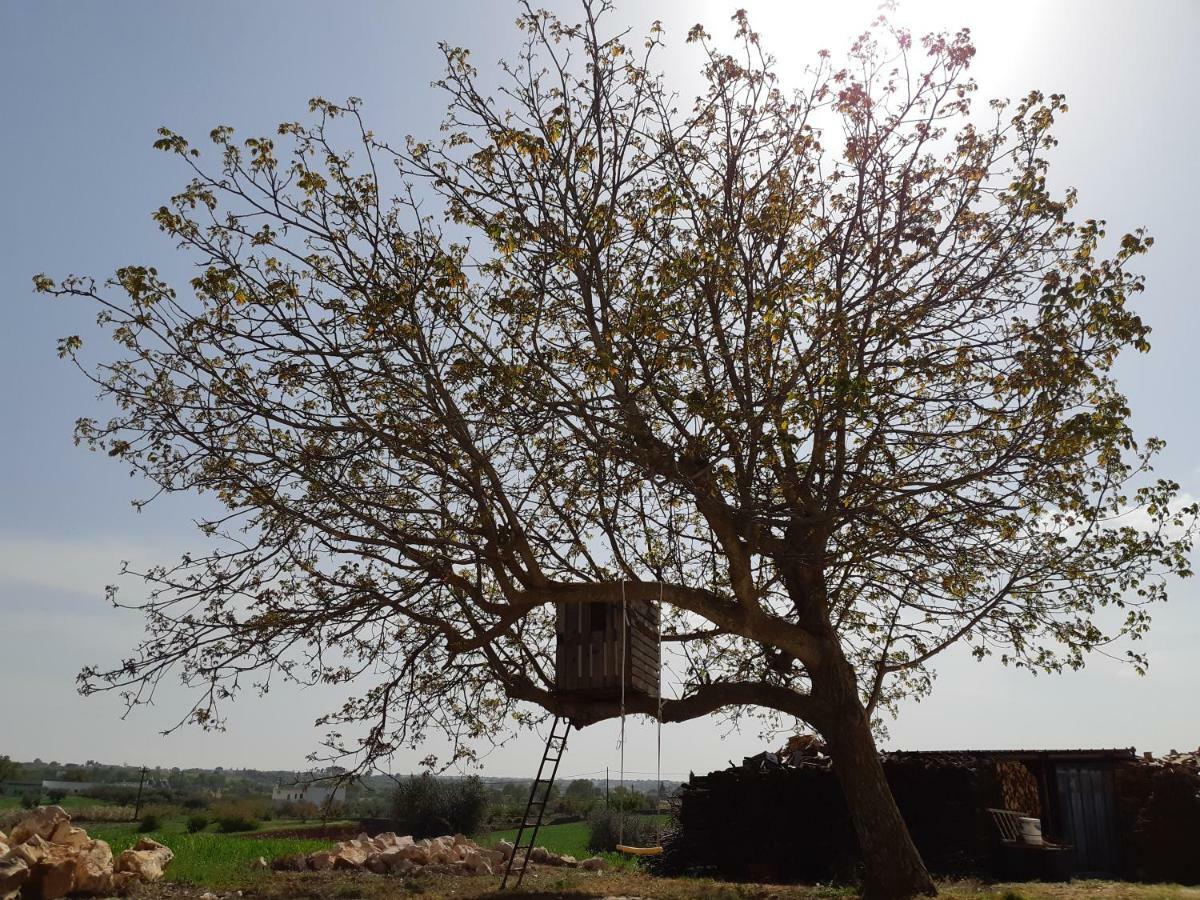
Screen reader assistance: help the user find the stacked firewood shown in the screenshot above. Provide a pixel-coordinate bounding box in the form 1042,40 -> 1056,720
652,749 -> 996,883
995,760 -> 1041,817
1159,748 -> 1200,771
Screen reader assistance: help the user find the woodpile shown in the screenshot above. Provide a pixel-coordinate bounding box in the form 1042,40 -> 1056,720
1114,753 -> 1200,885
651,749 -> 998,883
0,806 -> 172,899
1159,747 -> 1200,772
995,760 -> 1041,817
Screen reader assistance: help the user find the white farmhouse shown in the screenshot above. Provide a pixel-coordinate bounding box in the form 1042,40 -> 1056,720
271,779 -> 346,808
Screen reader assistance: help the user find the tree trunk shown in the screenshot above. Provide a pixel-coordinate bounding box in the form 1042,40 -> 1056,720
820,667 -> 937,899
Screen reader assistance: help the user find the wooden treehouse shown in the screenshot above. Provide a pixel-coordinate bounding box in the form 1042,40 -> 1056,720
503,596 -> 665,888
554,599 -> 660,699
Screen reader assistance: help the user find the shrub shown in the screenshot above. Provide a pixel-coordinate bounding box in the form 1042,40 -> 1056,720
446,777 -> 488,836
586,808 -> 658,854
46,790 -> 66,804
212,798 -> 265,833
186,814 -> 209,833
216,814 -> 258,833
276,799 -> 320,822
390,775 -> 488,839
20,794 -> 39,810
82,785 -> 139,805
138,813 -> 161,832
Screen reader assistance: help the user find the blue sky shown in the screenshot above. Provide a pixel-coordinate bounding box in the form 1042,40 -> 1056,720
1,0 -> 1197,779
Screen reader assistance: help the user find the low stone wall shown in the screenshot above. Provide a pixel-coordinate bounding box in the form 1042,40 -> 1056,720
275,831 -> 607,878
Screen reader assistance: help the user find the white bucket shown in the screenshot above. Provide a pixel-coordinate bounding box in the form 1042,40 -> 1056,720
1019,817 -> 1044,846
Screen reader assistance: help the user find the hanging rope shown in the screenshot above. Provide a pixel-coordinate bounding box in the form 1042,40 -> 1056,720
656,578 -> 664,842
618,578 -> 627,845
613,578 -> 666,856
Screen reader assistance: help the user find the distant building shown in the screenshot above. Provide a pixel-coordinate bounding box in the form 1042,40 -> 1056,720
271,780 -> 345,807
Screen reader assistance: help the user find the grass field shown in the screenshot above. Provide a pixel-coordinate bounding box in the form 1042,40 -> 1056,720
14,806 -> 1198,898
481,820 -> 592,858
71,814 -> 652,887
480,815 -> 670,871
0,794 -> 123,811
87,819 -> 335,889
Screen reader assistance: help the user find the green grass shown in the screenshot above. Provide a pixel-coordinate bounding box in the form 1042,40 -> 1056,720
87,824 -> 333,889
480,815 -> 670,871
0,794 -> 123,811
481,820 -> 592,858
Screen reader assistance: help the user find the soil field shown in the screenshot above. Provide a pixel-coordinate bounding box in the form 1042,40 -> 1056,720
236,824 -> 362,840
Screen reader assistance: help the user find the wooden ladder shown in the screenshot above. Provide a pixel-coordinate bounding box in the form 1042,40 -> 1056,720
500,715 -> 571,890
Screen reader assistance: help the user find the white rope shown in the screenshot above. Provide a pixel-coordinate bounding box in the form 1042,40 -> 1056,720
656,579 -> 663,841
618,579 -> 627,844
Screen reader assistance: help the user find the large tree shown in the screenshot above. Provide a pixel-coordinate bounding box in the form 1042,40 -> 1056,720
42,4 -> 1194,896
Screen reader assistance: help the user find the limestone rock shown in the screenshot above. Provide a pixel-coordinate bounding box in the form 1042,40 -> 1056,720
110,870 -> 139,894
115,836 -> 174,882
462,848 -> 492,875
0,857 -> 30,900
73,839 -> 114,894
581,856 -> 607,871
308,850 -> 336,871
303,831 -> 524,880
9,807 -> 70,846
559,854 -> 578,867
50,823 -> 90,849
372,831 -> 413,851
33,851 -> 77,900
529,845 -> 551,864
270,853 -> 309,872
397,843 -> 429,865
9,834 -> 52,867
249,855 -> 269,870
331,843 -> 369,869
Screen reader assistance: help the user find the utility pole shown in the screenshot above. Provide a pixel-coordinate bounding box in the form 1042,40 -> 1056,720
605,767 -> 609,810
133,766 -> 147,819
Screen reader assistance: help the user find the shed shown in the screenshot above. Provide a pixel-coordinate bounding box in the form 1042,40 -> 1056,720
655,745 -> 1170,884
554,599 -> 659,699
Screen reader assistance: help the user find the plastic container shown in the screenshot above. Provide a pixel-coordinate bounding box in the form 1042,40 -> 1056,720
1019,816 -> 1044,846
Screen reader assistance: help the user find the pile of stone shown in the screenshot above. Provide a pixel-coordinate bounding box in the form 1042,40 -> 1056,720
285,832 -> 606,878
0,806 -> 173,900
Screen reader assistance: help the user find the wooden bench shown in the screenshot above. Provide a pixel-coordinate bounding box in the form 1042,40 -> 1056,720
987,808 -> 1034,844
987,808 -> 1074,882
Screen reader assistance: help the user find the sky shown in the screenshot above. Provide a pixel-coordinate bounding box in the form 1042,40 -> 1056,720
1,0 -> 1197,782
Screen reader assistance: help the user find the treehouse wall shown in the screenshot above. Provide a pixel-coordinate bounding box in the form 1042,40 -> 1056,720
555,599 -> 659,698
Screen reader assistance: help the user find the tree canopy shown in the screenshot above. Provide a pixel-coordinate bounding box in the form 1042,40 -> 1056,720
40,5 -> 1194,894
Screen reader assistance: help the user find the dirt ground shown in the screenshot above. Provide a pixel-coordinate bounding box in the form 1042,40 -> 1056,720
132,869 -> 1200,900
